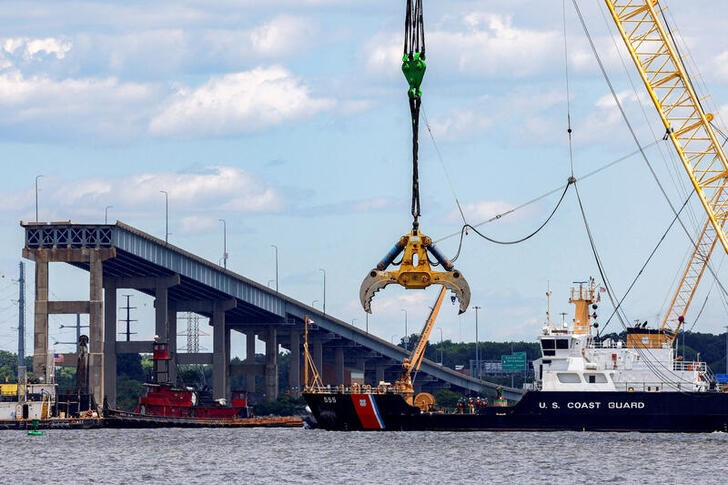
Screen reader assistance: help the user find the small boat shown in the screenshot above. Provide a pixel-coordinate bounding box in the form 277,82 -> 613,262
103,340 -> 303,428
1,340 -> 103,431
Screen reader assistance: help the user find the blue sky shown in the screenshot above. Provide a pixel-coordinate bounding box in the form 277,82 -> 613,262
1,0 -> 728,355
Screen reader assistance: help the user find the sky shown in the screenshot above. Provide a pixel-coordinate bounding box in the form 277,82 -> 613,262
1,0 -> 728,356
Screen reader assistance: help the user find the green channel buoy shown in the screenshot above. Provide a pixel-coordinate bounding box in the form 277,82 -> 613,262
27,419 -> 44,436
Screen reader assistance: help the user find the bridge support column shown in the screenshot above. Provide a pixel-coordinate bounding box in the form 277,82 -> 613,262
89,250 -> 105,405
103,278 -> 117,407
265,328 -> 278,401
288,330 -> 300,397
245,332 -> 256,393
335,348 -> 345,385
167,301 -> 177,385
33,251 -> 49,382
154,282 -> 169,344
212,307 -> 228,401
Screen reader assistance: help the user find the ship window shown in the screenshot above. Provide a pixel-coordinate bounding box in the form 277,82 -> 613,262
557,373 -> 581,383
556,339 -> 569,349
585,373 -> 607,384
543,350 -> 555,357
541,339 -> 555,349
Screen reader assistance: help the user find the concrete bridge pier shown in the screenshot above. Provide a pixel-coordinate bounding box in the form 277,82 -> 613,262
245,331 -> 257,393
103,277 -> 117,407
212,305 -> 229,401
335,347 -> 345,385
264,327 -> 278,400
288,330 -> 301,397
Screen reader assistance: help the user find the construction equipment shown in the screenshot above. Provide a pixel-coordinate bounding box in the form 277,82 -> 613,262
360,0 -> 470,313
392,286 -> 447,407
603,0 -> 728,346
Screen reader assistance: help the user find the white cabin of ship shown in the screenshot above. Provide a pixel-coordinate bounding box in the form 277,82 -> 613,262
533,281 -> 710,393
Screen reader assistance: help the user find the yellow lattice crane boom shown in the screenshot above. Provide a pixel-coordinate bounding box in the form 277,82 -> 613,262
604,0 -> 728,344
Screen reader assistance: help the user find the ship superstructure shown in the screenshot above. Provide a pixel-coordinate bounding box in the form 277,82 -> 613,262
534,280 -> 710,393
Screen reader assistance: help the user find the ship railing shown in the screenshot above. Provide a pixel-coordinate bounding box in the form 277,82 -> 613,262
304,384 -> 379,395
672,361 -> 706,372
623,381 -> 699,392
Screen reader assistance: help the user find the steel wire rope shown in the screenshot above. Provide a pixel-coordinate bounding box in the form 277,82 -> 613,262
422,107 -> 467,226
596,0 -> 699,233
434,139 -> 661,246
573,1 -> 716,389
572,0 -> 728,314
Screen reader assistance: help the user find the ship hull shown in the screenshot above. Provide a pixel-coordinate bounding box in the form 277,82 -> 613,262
304,391 -> 728,432
103,408 -> 303,428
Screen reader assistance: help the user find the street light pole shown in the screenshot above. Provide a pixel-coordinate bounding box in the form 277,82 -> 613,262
351,318 -> 357,328
218,219 -> 227,269
35,175 -> 44,222
401,309 -> 408,350
160,190 -> 169,243
319,268 -> 326,314
473,305 -> 481,378
271,245 -> 279,292
365,313 -> 369,333
312,299 -> 318,309
104,205 -> 113,224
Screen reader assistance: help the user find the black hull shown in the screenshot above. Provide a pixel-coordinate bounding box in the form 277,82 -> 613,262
304,391 -> 728,432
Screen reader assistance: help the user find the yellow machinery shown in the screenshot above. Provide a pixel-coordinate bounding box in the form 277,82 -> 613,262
360,230 -> 470,314
359,0 -> 471,314
393,286 -> 447,410
604,0 -> 728,346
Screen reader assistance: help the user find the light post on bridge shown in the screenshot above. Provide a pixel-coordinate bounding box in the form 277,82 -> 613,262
160,190 -> 169,243
104,205 -> 113,224
218,219 -> 227,269
35,174 -> 44,222
271,245 -> 279,292
319,268 -> 326,314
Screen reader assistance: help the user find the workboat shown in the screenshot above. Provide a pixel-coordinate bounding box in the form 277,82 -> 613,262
303,281 -> 728,432
104,340 -> 303,428
0,342 -> 102,430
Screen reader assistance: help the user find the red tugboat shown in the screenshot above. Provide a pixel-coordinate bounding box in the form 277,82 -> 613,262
104,341 -> 302,428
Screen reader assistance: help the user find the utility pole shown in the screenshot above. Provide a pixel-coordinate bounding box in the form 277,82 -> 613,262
219,219 -> 228,269
18,261 -> 26,386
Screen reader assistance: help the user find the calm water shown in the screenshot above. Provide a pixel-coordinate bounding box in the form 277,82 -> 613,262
4,427 -> 728,483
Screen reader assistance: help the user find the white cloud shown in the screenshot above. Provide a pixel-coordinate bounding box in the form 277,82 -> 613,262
428,106 -> 492,141
6,166 -> 283,220
123,166 -> 282,212
149,66 -> 335,137
2,37 -> 72,61
365,13 -> 561,79
0,69 -> 157,138
452,200 -> 517,224
250,15 -> 318,56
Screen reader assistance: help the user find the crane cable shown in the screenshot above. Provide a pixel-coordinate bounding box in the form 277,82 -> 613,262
572,0 -> 728,312
403,0 -> 426,229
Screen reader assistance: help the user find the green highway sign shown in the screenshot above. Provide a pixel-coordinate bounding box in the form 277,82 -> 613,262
501,352 -> 527,371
